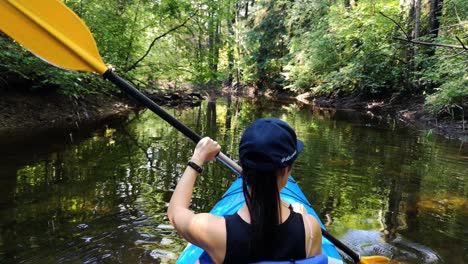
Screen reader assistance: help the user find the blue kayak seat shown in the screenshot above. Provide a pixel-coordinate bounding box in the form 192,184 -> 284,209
198,252 -> 329,264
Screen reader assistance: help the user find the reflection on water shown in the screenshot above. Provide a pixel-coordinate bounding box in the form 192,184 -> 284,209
0,98 -> 466,264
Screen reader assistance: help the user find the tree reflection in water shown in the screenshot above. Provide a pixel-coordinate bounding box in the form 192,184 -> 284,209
0,98 -> 466,264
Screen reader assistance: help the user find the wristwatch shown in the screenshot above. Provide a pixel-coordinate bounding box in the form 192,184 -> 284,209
187,161 -> 203,173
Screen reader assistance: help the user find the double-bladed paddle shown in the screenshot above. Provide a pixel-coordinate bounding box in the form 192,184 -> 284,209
0,1 -> 390,263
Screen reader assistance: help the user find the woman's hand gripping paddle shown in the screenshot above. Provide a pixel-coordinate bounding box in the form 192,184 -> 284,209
0,1 -> 390,263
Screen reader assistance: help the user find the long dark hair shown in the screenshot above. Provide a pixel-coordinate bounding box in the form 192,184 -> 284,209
242,166 -> 282,260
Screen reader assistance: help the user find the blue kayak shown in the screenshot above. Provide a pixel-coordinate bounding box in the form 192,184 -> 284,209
177,176 -> 344,264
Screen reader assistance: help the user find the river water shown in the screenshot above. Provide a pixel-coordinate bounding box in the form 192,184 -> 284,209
0,98 -> 466,264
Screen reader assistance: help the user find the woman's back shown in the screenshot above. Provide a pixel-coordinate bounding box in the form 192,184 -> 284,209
224,206 -> 306,263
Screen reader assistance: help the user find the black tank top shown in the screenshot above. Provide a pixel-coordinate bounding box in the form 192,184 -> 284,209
223,206 -> 306,263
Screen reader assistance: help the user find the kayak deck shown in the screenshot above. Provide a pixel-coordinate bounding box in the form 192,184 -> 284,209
176,176 -> 344,264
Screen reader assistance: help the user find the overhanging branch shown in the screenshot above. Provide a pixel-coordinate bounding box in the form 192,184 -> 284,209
379,11 -> 410,39
456,36 -> 467,50
394,37 -> 467,50
379,11 -> 467,51
126,11 -> 198,72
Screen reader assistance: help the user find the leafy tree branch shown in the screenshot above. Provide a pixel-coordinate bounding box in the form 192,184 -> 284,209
379,11 -> 467,51
126,11 -> 198,72
394,37 -> 467,50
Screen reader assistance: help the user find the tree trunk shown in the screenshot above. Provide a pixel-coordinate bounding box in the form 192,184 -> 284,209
410,0 -> 422,39
425,0 -> 444,66
214,19 -> 220,73
245,1 -> 249,17
207,1 -> 221,78
124,0 -> 142,69
406,0 -> 422,92
208,11 -> 215,72
227,1 -> 235,85
235,2 -> 241,85
429,0 -> 444,37
344,0 -> 351,8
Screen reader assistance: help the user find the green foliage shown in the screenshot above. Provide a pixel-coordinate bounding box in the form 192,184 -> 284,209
0,36 -> 115,95
284,1 -> 406,96
235,0 -> 467,119
424,55 -> 468,116
422,0 -> 468,117
1,0 -> 200,95
0,0 -> 466,116
240,0 -> 291,89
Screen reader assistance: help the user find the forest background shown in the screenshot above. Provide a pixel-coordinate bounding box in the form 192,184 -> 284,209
0,0 -> 467,120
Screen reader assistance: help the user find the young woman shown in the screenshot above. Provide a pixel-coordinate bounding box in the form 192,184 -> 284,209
167,118 -> 322,263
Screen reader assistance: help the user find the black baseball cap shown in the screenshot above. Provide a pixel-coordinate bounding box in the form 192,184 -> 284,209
239,118 -> 304,170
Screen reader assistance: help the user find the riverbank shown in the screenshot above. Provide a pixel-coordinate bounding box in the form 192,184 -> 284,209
224,86 -> 467,141
292,91 -> 467,142
0,92 -> 137,144
1,87 -> 466,144
0,88 -> 207,145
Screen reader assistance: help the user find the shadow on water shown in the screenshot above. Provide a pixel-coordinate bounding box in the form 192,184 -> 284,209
0,97 -> 466,263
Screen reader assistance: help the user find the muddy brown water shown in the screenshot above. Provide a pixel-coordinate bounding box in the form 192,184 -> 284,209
0,98 -> 466,263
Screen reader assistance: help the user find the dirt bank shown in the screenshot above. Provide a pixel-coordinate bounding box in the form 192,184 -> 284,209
0,87 -> 209,145
0,91 -> 138,144
212,85 -> 467,141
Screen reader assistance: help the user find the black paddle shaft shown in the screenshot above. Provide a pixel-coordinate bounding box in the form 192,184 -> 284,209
103,69 -> 202,143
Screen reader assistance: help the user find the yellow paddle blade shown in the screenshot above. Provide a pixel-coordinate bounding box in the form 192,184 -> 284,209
0,0 -> 107,74
360,255 -> 391,264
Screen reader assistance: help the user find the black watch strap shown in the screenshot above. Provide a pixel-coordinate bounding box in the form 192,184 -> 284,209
187,161 -> 203,173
